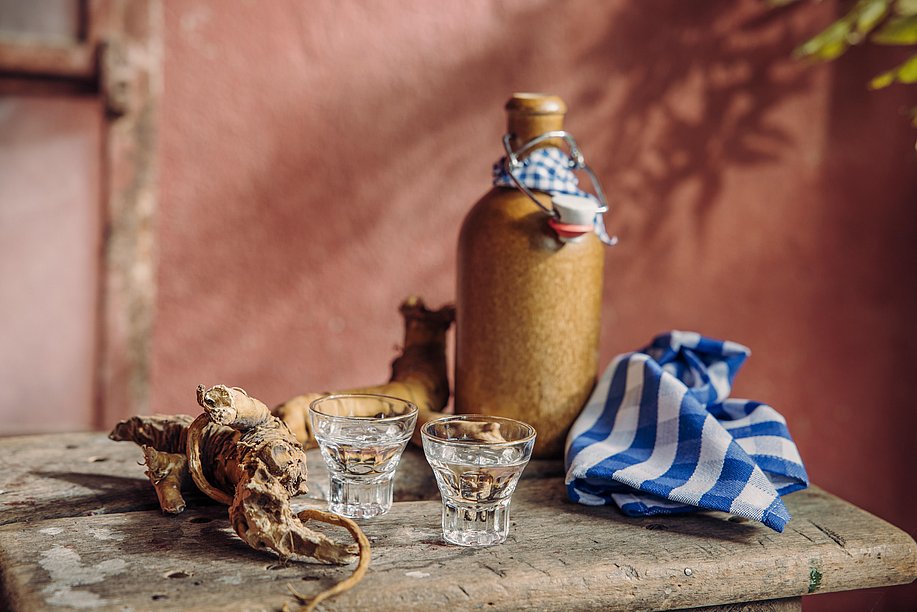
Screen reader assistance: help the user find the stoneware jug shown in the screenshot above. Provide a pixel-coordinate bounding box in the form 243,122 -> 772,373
455,93 -> 605,458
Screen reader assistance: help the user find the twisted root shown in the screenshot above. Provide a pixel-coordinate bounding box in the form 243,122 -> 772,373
111,384 -> 369,609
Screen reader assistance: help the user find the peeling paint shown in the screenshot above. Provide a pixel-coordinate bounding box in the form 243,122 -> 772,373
88,527 -> 124,541
39,527 -> 64,536
39,545 -> 127,609
405,571 -> 430,578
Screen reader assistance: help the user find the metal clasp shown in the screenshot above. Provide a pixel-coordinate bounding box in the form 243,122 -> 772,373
502,131 -> 609,219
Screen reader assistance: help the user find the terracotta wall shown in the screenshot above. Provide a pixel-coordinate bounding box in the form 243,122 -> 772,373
154,1 -> 916,608
0,97 -> 102,435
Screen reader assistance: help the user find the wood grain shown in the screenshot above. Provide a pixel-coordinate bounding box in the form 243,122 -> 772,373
0,433 -> 914,611
0,432 -> 160,526
0,433 -> 449,526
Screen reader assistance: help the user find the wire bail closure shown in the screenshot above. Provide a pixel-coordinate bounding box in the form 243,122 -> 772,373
502,131 -> 617,246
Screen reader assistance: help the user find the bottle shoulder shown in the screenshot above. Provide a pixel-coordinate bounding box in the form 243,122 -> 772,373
458,187 -> 604,257
462,187 -> 552,224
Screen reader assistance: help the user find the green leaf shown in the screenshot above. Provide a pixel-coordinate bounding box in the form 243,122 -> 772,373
869,68 -> 898,88
794,20 -> 854,59
868,53 -> 917,88
898,53 -> 917,81
857,0 -> 890,35
872,14 -> 917,43
768,0 -> 801,6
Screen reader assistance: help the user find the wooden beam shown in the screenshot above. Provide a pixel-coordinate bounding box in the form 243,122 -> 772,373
95,0 -> 162,426
0,75 -> 96,96
0,0 -> 159,428
0,41 -> 96,80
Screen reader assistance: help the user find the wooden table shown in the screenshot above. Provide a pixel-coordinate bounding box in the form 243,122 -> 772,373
1,432 -> 914,611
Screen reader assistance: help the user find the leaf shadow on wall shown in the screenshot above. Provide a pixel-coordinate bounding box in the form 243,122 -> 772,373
255,0 -> 817,269
571,1 -> 815,244
189,0 -> 819,398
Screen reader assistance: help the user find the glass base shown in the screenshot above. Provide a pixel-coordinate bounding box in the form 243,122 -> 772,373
329,473 -> 394,519
441,499 -> 511,547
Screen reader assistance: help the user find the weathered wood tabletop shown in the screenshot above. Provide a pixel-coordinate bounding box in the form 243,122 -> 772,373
1,432 -> 914,611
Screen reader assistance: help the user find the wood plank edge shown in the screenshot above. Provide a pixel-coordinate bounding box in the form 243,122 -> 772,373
0,540 -> 27,612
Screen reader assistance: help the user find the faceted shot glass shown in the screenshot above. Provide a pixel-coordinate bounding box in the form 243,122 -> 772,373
421,415 -> 536,547
309,393 -> 418,519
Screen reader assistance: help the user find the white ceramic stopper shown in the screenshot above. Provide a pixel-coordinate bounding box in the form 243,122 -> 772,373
551,194 -> 599,226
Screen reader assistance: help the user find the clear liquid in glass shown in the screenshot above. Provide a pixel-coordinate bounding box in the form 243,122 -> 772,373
310,395 -> 416,519
426,443 -> 530,546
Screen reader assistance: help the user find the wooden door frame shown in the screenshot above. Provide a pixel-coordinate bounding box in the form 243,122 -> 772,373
0,0 -> 161,427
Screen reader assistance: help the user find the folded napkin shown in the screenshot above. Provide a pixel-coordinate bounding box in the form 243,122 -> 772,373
564,332 -> 808,531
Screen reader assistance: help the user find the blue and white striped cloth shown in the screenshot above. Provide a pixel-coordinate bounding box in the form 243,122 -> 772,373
564,332 -> 808,532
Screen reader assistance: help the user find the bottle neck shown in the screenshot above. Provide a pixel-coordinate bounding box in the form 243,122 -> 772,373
507,113 -> 566,154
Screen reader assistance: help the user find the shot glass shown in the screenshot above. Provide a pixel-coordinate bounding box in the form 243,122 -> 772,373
309,393 -> 418,519
421,415 -> 536,546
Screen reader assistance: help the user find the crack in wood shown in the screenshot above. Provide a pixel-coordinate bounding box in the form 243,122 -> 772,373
808,520 -> 852,556
518,559 -> 551,577
694,542 -> 717,557
480,563 -> 507,578
790,527 -> 816,544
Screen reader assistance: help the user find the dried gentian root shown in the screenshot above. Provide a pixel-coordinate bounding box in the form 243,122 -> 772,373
110,385 -> 368,609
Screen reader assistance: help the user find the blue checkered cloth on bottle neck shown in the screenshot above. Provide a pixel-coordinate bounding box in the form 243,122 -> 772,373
564,332 -> 808,532
492,147 -> 615,244
492,147 -> 593,199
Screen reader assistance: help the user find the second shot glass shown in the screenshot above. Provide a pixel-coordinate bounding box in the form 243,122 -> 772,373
422,415 -> 536,546
309,393 -> 418,519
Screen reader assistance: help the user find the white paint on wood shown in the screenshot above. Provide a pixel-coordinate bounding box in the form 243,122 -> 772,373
405,571 -> 431,578
39,527 -> 64,535
38,544 -> 127,609
88,527 -> 123,541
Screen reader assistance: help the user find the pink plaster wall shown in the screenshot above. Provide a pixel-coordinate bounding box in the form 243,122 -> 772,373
154,2 -> 916,608
0,96 -> 102,435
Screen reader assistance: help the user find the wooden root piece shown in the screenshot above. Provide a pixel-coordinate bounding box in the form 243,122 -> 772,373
110,385 -> 368,610
273,296 -> 507,446
140,445 -> 189,514
273,296 -> 458,447
286,510 -> 371,612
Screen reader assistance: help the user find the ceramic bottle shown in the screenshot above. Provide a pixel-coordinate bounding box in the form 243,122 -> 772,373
455,93 -> 605,458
